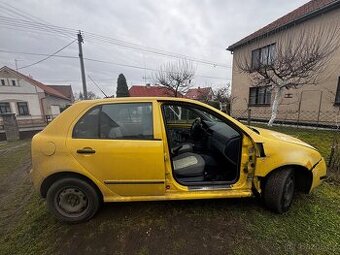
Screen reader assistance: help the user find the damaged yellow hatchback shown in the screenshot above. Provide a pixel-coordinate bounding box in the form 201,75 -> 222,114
30,97 -> 327,223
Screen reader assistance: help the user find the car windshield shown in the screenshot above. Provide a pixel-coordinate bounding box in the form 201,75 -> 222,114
163,104 -> 223,125
192,108 -> 222,123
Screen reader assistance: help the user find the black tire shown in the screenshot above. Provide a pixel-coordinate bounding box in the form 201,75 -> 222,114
263,168 -> 295,214
46,177 -> 100,223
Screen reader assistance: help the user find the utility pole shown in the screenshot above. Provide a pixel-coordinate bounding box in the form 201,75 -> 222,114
77,31 -> 87,99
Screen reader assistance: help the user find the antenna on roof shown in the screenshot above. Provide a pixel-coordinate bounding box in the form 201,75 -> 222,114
88,75 -> 109,98
14,59 -> 23,71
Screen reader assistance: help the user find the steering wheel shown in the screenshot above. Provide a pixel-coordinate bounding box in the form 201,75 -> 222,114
224,136 -> 241,166
190,117 -> 203,140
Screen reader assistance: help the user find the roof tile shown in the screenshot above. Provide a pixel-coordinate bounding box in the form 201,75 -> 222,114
129,85 -> 185,97
227,0 -> 339,50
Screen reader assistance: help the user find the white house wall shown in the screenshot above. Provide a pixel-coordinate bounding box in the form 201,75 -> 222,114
42,94 -> 71,116
0,93 -> 42,116
0,71 -> 44,116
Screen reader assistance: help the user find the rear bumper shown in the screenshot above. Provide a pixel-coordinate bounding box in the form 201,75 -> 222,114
310,157 -> 327,191
29,167 -> 44,194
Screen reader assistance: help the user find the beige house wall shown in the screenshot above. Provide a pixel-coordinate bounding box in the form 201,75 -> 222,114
230,8 -> 340,125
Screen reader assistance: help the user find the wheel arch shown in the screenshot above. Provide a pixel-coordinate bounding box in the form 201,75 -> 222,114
261,164 -> 313,194
40,171 -> 104,201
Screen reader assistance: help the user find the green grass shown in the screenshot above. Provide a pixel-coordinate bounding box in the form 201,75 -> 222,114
0,140 -> 30,178
0,139 -> 339,255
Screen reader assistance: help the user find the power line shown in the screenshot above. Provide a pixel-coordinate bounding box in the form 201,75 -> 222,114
0,15 -> 76,38
84,33 -> 231,68
0,13 -> 230,69
17,39 -> 77,70
0,2 -> 76,39
0,49 -> 78,59
0,48 -> 230,80
83,57 -> 229,80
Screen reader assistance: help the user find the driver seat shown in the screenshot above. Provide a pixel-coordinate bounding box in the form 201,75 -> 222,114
172,152 -> 205,182
171,143 -> 194,155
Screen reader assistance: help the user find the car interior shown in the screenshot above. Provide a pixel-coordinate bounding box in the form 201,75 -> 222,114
162,103 -> 242,186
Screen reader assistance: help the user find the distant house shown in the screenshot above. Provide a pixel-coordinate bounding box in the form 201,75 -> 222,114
227,0 -> 340,125
47,85 -> 75,103
129,84 -> 185,97
0,66 -> 73,126
186,87 -> 214,102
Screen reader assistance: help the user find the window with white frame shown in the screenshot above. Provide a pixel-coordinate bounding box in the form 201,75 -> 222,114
17,102 -> 29,115
0,102 -> 11,114
0,79 -> 5,86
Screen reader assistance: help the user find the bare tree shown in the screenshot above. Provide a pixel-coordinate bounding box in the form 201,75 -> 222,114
154,60 -> 196,97
213,83 -> 235,113
75,91 -> 100,100
236,25 -> 340,126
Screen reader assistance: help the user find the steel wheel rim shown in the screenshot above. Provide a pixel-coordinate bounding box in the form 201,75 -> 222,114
55,187 -> 88,217
282,176 -> 294,208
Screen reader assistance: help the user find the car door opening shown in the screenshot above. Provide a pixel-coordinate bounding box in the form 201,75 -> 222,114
162,103 -> 242,186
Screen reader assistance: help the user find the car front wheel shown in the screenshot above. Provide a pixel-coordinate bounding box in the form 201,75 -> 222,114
263,168 -> 295,213
46,177 -> 100,223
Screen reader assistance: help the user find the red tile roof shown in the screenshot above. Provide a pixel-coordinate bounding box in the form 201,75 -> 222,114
186,87 -> 213,100
47,85 -> 74,102
129,85 -> 185,97
227,0 -> 340,51
0,66 -> 70,100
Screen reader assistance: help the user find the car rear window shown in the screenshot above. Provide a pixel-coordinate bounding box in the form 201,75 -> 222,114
72,103 -> 153,140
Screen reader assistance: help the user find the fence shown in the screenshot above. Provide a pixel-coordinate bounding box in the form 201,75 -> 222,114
231,108 -> 340,129
0,114 -> 59,141
0,114 -> 58,131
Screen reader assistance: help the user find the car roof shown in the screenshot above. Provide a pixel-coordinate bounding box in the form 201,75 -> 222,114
75,97 -> 201,104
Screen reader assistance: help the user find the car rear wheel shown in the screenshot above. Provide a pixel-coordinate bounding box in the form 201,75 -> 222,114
46,177 -> 100,223
263,168 -> 295,214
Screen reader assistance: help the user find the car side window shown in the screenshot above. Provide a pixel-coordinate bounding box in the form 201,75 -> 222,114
73,103 -> 153,140
163,105 -> 200,124
100,103 -> 153,139
73,106 -> 100,138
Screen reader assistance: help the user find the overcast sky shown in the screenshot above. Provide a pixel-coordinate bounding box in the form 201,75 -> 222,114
0,0 -> 309,96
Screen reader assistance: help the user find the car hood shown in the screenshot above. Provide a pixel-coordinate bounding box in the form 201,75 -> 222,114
250,126 -> 315,150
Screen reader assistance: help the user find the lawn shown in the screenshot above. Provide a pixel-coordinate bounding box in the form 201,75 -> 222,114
0,133 -> 339,255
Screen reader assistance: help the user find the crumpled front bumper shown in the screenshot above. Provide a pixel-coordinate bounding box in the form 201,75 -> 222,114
310,157 -> 327,192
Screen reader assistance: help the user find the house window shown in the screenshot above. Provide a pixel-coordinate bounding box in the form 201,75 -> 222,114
251,44 -> 276,69
335,77 -> 340,105
1,79 -> 5,86
11,80 -> 17,86
249,86 -> 271,106
17,102 -> 29,115
0,102 -> 11,114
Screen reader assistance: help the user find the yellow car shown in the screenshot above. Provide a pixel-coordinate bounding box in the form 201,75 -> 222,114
30,97 -> 327,223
